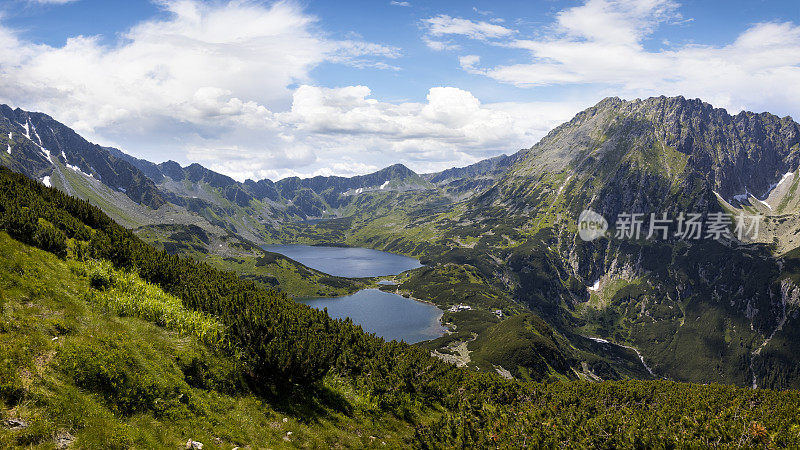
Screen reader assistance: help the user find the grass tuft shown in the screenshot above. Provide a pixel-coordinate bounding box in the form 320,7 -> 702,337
80,260 -> 225,346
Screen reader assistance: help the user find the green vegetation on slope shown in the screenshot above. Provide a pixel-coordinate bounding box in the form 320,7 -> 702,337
0,232 -> 417,448
417,380 -> 800,448
82,259 -> 225,345
468,313 -> 576,382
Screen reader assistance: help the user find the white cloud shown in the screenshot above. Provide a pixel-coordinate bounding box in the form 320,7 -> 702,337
389,1 -> 410,6
459,54 -> 480,70
23,0 -> 781,183
554,0 -> 681,45
422,14 -> 514,40
0,0 -> 414,180
328,40 -> 402,70
0,0 -> 571,181
454,0 -> 800,117
268,84 -> 578,179
423,35 -> 459,51
1,0 -> 325,130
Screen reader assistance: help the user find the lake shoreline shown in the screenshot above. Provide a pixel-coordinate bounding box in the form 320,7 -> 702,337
301,288 -> 446,344
265,245 -> 443,343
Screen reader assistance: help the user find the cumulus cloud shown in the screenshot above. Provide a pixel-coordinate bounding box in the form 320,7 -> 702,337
0,0 -> 405,130
272,85 -> 579,179
452,0 -> 800,117
1,1 -> 323,130
0,0 -> 421,180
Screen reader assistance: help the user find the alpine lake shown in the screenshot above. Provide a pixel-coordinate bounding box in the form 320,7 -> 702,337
262,245 -> 445,343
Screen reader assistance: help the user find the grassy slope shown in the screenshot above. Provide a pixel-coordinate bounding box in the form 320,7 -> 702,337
0,232 -> 415,448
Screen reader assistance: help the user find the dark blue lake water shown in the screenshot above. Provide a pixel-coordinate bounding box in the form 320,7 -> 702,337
301,289 -> 445,343
261,244 -> 422,278
263,244 -> 443,343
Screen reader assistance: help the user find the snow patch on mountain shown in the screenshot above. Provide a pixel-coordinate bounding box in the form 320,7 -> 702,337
19,121 -> 30,140
15,119 -> 54,163
66,163 -> 94,179
760,171 -> 795,201
30,122 -> 43,146
41,147 -> 53,164
42,176 -> 51,187
776,171 -> 794,189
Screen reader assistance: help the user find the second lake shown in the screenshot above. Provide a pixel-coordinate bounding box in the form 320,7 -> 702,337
300,289 -> 446,343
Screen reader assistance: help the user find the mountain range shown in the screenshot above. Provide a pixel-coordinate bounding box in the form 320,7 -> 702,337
3,95 -> 800,389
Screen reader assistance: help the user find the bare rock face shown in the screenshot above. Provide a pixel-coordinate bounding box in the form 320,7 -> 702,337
0,105 -> 167,209
484,95 -> 800,221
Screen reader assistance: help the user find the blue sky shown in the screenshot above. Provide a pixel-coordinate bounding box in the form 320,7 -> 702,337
1,0 -> 799,180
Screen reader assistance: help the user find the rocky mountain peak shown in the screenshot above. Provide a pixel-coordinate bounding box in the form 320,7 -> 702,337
483,95 -> 800,221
